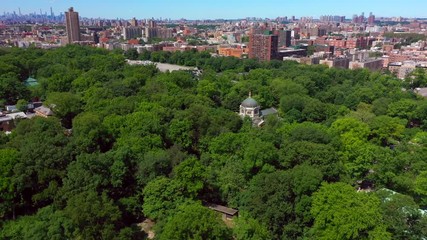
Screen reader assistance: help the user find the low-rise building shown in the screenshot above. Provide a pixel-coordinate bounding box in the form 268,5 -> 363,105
0,114 -> 13,132
0,112 -> 27,132
34,106 -> 53,118
283,56 -> 320,65
349,58 -> 383,71
217,44 -> 248,58
320,57 -> 350,69
388,61 -> 427,79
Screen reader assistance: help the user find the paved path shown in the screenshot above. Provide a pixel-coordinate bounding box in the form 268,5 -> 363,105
126,60 -> 196,72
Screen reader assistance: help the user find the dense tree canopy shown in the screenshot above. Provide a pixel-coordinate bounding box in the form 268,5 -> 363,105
311,182 -> 391,239
1,45 -> 427,239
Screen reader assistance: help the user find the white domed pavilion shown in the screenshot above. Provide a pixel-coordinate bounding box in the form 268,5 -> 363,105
239,92 -> 260,118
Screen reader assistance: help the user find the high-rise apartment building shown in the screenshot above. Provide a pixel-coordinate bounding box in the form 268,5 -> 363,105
352,12 -> 366,24
249,31 -> 278,61
65,7 -> 81,43
368,12 -> 375,25
146,20 -> 157,28
277,29 -> 291,47
130,17 -> 138,27
123,26 -> 142,40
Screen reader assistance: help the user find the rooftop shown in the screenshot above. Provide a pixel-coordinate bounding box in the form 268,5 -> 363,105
35,106 -> 54,116
7,112 -> 27,119
241,97 -> 259,108
261,107 -> 278,116
0,115 -> 13,123
206,203 -> 238,216
24,77 -> 39,87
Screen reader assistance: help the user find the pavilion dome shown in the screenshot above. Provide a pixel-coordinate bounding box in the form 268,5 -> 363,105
241,97 -> 259,108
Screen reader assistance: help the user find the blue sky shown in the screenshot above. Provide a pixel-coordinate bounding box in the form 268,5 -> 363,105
2,0 -> 427,19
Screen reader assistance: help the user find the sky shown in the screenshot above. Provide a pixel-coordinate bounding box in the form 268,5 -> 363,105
2,0 -> 427,20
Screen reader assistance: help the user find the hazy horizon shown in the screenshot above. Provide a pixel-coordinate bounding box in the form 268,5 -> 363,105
2,0 -> 427,20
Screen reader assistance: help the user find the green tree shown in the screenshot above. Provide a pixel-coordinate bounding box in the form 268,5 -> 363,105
0,73 -> 30,105
124,48 -> 139,60
214,156 -> 247,205
311,182 -> 391,240
15,99 -> 28,112
413,101 -> 427,130
387,99 -> 417,120
72,112 -> 112,153
167,119 -> 194,149
8,117 -> 71,214
347,102 -> 376,123
369,116 -> 406,146
415,170 -> 427,206
376,188 -> 427,239
142,177 -> 187,220
372,97 -> 392,116
45,92 -> 82,128
58,153 -> 113,204
172,157 -> 207,196
281,141 -> 342,180
330,117 -> 376,178
280,122 -> 331,144
233,212 -> 272,240
330,117 -> 370,141
0,148 -> 19,219
0,206 -> 75,240
64,190 -> 121,240
136,149 -> 172,187
240,166 -> 323,239
71,69 -> 111,92
404,68 -> 427,89
157,203 -> 232,240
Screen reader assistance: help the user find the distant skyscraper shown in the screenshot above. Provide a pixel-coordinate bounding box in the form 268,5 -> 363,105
352,14 -> 358,23
146,20 -> 157,28
130,17 -> 138,27
368,12 -> 375,25
65,7 -> 81,43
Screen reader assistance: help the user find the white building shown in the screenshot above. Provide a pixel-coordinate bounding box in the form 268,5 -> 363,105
239,93 -> 260,118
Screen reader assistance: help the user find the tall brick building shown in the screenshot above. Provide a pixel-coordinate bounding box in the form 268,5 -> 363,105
65,7 -> 81,44
248,31 -> 278,61
277,29 -> 291,47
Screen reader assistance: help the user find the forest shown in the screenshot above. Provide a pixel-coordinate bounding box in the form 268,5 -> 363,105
0,45 -> 427,239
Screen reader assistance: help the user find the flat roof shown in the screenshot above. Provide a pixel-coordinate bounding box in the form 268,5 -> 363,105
206,203 -> 238,216
7,112 -> 27,119
261,107 -> 278,116
0,115 -> 13,122
279,49 -> 306,53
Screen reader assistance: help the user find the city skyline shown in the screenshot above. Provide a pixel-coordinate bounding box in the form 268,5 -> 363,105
2,0 -> 427,20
